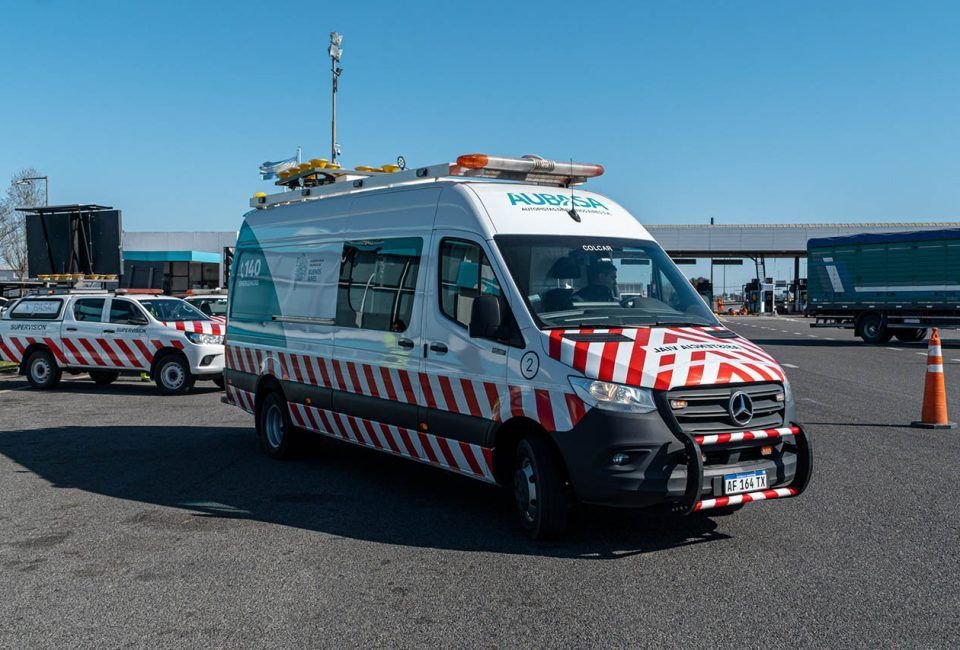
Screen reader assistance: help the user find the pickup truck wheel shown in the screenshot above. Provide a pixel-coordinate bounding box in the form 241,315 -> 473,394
859,314 -> 892,344
25,349 -> 61,389
513,437 -> 569,539
154,355 -> 195,395
89,370 -> 119,385
257,391 -> 300,459
895,328 -> 928,343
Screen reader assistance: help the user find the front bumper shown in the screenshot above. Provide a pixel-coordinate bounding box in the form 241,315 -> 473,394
549,407 -> 812,512
183,344 -> 225,376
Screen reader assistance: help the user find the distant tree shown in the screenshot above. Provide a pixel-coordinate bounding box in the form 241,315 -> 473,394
0,168 -> 45,280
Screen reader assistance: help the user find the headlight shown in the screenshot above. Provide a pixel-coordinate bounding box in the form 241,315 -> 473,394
185,332 -> 224,345
782,376 -> 793,404
569,377 -> 657,414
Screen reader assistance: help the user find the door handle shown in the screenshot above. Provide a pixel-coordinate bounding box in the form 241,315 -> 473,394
103,329 -> 116,334
65,327 -> 78,332
397,338 -> 415,349
429,342 -> 448,354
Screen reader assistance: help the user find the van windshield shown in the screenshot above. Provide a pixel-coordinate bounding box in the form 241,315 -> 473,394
495,235 -> 718,329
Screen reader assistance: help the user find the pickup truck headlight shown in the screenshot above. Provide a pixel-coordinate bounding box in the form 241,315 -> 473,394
185,332 -> 224,345
569,377 -> 657,414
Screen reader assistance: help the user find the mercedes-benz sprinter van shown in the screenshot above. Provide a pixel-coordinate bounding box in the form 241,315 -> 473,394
223,154 -> 811,538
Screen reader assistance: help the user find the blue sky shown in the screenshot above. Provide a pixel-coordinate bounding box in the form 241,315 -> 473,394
2,0 -> 959,235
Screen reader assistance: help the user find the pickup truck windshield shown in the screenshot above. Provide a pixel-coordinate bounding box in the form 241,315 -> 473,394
495,235 -> 718,329
139,299 -> 208,322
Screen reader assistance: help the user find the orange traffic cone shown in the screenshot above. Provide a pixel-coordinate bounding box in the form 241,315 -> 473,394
912,328 -> 956,429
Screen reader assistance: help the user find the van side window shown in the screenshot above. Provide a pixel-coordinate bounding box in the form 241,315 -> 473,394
74,299 -> 106,322
439,239 -> 503,328
336,238 -> 422,332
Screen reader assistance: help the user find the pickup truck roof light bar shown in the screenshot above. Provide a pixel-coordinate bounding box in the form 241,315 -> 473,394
250,153 -> 605,210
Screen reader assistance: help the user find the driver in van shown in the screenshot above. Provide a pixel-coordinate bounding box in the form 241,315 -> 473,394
574,261 -> 618,302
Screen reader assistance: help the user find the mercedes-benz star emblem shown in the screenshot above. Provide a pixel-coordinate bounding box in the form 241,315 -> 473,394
728,391 -> 754,426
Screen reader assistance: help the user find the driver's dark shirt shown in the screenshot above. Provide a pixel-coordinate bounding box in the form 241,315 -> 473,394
574,284 -> 616,302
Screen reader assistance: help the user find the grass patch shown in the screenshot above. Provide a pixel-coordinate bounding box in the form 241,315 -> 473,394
0,361 -> 17,373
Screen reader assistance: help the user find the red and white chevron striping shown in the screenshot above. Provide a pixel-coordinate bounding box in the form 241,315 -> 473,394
547,326 -> 785,390
694,487 -> 798,511
695,426 -> 799,446
162,321 -> 224,335
226,384 -> 256,414
224,344 -> 586,432
0,334 -> 183,369
287,401 -> 496,483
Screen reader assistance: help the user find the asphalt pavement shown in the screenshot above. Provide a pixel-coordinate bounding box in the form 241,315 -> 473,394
1,318 -> 958,648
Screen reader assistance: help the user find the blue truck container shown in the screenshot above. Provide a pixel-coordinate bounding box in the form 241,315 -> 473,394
807,228 -> 960,343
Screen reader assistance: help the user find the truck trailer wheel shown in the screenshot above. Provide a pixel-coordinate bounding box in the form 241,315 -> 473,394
894,328 -> 928,343
25,349 -> 62,390
154,355 -> 195,395
858,314 -> 892,344
512,437 -> 569,539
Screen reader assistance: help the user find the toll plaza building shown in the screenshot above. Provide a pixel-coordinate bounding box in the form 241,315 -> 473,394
120,223 -> 958,298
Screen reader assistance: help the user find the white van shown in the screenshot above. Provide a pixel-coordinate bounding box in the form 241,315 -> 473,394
224,154 -> 811,538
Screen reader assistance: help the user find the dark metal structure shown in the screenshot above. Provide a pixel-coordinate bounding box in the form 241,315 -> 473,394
18,204 -> 123,278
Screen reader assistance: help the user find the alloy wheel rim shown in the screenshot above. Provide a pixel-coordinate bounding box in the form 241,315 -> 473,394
265,403 -> 284,449
514,458 -> 538,524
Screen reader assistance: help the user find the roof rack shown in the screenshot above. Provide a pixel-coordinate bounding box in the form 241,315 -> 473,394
250,154 -> 604,210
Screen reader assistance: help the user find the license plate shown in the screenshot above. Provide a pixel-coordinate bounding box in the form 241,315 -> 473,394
724,470 -> 767,495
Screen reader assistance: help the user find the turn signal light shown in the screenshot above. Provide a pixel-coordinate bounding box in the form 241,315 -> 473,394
761,446 -> 773,456
669,399 -> 688,410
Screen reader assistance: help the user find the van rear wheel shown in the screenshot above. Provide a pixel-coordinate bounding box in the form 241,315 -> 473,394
513,437 -> 569,539
25,349 -> 61,389
257,391 -> 300,459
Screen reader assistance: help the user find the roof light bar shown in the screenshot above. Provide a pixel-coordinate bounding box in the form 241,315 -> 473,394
455,153 -> 604,183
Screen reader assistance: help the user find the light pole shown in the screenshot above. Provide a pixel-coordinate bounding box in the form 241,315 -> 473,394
16,176 -> 49,206
328,32 -> 344,164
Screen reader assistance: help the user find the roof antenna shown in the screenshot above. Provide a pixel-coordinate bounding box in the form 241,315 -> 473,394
566,157 -> 581,222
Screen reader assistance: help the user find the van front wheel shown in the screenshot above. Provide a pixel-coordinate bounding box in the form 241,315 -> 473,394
513,437 -> 569,539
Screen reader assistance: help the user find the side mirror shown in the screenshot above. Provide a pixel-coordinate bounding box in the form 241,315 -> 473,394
131,317 -> 148,326
469,294 -> 503,339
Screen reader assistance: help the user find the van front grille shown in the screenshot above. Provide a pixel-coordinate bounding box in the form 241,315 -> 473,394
665,382 -> 785,434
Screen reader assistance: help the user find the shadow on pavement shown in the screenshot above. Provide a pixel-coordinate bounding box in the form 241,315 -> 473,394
0,425 -> 728,558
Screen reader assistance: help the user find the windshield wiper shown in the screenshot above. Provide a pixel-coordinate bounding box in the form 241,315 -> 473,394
651,319 -> 713,328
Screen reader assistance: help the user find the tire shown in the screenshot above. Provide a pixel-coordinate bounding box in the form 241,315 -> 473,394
512,437 -> 569,539
256,390 -> 299,459
858,313 -> 892,344
212,375 -> 225,389
89,370 -> 119,385
25,349 -> 61,390
894,328 -> 928,343
154,355 -> 195,395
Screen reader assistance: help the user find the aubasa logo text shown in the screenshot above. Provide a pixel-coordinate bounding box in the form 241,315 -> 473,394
507,192 -> 608,209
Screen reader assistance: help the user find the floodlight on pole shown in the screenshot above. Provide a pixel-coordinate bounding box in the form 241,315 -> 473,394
329,32 -> 343,164
16,176 -> 49,206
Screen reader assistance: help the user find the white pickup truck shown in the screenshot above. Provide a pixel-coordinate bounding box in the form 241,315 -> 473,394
0,290 -> 225,394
